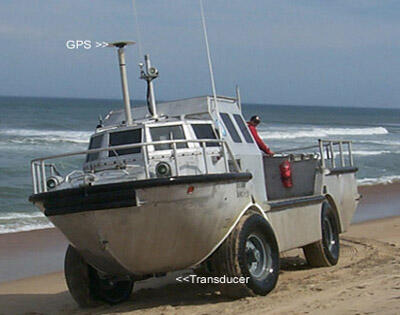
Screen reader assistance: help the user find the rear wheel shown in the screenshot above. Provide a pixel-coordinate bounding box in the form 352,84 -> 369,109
303,201 -> 340,267
211,213 -> 280,298
64,245 -> 134,307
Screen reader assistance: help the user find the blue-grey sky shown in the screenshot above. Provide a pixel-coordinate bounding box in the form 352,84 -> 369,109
0,0 -> 399,107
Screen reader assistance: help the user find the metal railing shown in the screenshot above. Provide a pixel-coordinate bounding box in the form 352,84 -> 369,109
31,139 -> 240,194
318,139 -> 353,169
274,139 -> 354,169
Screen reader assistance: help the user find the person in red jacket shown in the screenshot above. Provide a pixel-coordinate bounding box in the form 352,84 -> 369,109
247,115 -> 274,156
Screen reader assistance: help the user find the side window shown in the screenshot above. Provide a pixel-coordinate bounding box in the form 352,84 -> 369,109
233,114 -> 254,143
220,113 -> 242,143
192,124 -> 219,147
109,129 -> 142,156
86,134 -> 104,162
150,125 -> 188,150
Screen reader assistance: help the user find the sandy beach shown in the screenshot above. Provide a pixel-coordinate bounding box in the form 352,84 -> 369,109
0,183 -> 399,314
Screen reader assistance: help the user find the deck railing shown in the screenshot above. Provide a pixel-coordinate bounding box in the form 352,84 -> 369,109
31,139 -> 240,194
274,139 -> 354,169
318,139 -> 354,169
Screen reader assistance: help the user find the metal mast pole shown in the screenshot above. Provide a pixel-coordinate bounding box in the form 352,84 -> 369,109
108,41 -> 136,125
236,85 -> 242,111
118,47 -> 133,125
199,0 -> 218,116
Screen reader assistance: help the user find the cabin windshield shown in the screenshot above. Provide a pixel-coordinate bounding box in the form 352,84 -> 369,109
109,129 -> 142,157
220,113 -> 242,143
191,123 -> 219,147
86,134 -> 104,162
150,125 -> 188,150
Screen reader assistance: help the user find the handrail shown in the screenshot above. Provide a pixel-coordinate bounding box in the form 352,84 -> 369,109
31,138 -> 240,194
319,139 -> 353,169
274,144 -> 320,154
274,139 -> 354,170
31,139 -> 224,162
274,140 -> 354,155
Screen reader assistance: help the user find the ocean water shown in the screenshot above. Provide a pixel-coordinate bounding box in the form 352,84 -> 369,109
0,96 -> 399,233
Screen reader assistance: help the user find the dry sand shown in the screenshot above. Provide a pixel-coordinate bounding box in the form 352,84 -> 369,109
0,215 -> 399,315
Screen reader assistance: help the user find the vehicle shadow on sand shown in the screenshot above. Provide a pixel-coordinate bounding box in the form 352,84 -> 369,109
280,255 -> 311,271
0,282 -> 230,314
0,255 -> 310,315
88,255 -> 312,314
92,283 -> 231,314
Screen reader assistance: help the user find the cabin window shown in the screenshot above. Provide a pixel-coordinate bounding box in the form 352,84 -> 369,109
109,129 -> 142,157
220,113 -> 242,143
86,134 -> 104,162
150,125 -> 188,150
192,124 -> 219,147
233,114 -> 254,143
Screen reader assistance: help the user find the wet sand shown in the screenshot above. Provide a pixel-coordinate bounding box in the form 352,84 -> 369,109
0,228 -> 68,283
355,183 -> 400,222
0,183 -> 399,314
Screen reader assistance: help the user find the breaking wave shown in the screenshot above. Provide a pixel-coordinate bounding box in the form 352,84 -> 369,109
0,221 -> 54,234
260,127 -> 389,140
0,211 -> 54,234
350,150 -> 396,156
0,128 -> 91,144
357,175 -> 400,186
0,212 -> 45,220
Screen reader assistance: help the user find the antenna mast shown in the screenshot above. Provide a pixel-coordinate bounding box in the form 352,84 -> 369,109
108,41 -> 136,125
132,0 -> 144,58
140,55 -> 159,118
199,0 -> 218,116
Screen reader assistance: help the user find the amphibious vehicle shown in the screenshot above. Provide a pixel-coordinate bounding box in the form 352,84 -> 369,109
29,42 -> 359,307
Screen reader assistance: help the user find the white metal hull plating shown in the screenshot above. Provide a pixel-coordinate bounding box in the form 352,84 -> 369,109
44,182 -> 251,275
324,172 -> 359,232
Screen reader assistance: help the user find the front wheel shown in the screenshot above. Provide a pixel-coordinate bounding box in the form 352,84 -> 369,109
64,245 -> 134,307
303,201 -> 340,267
211,213 -> 280,298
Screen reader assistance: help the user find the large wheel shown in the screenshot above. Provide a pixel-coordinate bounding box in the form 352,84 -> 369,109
64,245 -> 134,307
211,213 -> 280,298
303,201 -> 340,267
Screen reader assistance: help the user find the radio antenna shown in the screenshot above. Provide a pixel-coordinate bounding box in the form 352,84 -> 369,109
132,0 -> 144,58
199,0 -> 218,116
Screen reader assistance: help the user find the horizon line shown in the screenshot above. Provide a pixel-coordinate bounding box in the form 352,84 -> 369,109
0,94 -> 398,110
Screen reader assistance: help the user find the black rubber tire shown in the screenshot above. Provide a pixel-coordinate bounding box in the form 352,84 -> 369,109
303,201 -> 340,267
64,245 -> 100,308
211,213 -> 280,298
89,267 -> 134,305
64,245 -> 134,307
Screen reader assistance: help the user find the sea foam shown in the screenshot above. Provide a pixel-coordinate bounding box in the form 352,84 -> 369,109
0,128 -> 91,144
0,211 -> 54,234
259,127 -> 389,140
357,175 -> 400,186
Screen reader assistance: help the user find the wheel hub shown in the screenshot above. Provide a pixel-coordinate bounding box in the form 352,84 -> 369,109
245,234 -> 271,280
323,217 -> 335,252
322,212 -> 339,261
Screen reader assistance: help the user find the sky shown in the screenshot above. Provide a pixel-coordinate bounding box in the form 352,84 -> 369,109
0,0 -> 399,108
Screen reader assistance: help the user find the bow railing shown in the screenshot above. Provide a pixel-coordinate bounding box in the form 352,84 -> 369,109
31,139 -> 240,194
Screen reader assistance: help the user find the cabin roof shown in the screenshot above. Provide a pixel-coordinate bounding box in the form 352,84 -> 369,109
102,95 -> 238,127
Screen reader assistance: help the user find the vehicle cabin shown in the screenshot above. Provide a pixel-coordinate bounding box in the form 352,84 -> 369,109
84,95 -> 322,206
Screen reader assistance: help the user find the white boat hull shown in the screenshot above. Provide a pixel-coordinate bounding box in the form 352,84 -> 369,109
33,177 -> 252,275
